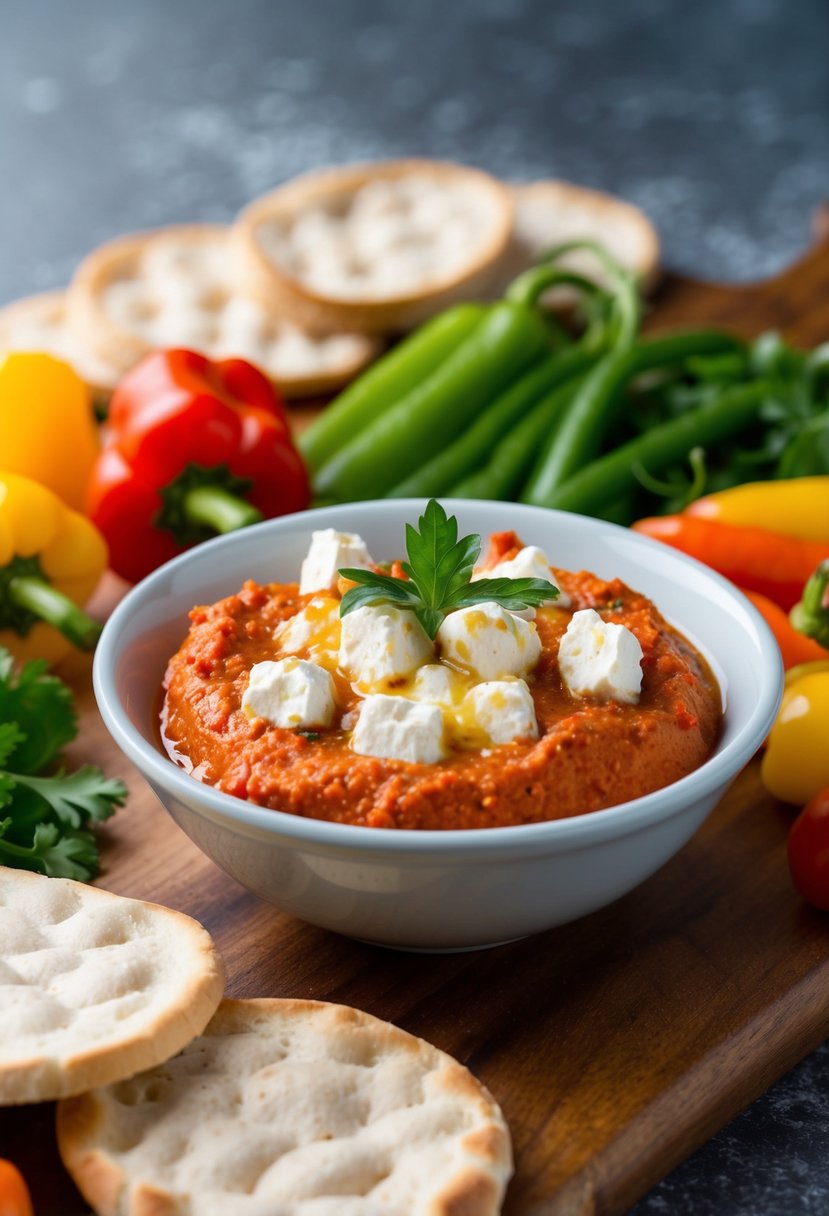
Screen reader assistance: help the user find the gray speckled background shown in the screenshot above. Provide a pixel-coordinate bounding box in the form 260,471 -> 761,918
1,0 -> 827,1211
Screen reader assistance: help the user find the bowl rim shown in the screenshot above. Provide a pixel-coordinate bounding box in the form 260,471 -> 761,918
93,499 -> 784,858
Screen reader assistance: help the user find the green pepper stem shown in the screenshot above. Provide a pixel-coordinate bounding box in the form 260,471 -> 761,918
790,560 -> 829,649
505,266 -> 602,310
182,485 -> 263,535
8,576 -> 102,651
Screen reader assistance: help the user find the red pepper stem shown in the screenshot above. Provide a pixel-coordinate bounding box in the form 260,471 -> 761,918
182,485 -> 263,535
8,576 -> 102,651
790,559 -> 829,649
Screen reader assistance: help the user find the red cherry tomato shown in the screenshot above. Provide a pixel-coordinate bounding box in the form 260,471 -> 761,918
788,788 -> 829,911
0,1160 -> 33,1216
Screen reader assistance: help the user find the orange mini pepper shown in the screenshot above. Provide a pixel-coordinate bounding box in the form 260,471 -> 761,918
632,515 -> 829,611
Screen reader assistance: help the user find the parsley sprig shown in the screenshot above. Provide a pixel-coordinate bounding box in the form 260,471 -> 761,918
339,499 -> 559,639
0,649 -> 127,880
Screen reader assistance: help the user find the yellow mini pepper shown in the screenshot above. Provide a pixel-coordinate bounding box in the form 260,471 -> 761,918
761,662 -> 829,804
0,472 -> 107,665
0,352 -> 100,512
687,477 -> 829,543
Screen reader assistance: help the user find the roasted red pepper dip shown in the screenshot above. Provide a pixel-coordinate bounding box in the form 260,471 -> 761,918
161,531 -> 722,830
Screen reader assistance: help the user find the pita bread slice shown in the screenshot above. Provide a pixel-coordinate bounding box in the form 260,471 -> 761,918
66,225 -> 380,398
0,289 -> 121,398
0,866 -> 224,1105
502,179 -> 660,295
58,997 -> 512,1216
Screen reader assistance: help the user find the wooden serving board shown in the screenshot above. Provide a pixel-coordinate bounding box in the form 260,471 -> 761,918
4,223 -> 829,1215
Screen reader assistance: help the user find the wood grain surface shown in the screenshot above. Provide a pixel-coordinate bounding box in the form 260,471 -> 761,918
3,222 -> 829,1215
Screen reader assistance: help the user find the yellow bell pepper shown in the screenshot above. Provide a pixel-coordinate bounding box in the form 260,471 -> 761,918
0,472 -> 107,665
0,352 -> 100,512
761,663 -> 829,804
687,477 -> 829,542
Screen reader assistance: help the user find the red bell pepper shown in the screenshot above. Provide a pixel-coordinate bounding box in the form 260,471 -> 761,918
88,350 -> 310,583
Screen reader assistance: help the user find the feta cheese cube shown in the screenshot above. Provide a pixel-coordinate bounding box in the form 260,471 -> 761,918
242,657 -> 336,728
473,544 -> 569,608
299,529 -> 373,595
409,663 -> 462,706
437,602 -> 541,681
558,608 -> 644,704
339,604 -> 433,688
464,679 -> 539,745
275,595 -> 341,656
351,694 -> 446,764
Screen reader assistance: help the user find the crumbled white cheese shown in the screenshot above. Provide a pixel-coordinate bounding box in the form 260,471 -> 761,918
557,608 -> 644,704
275,595 -> 341,656
409,663 -> 461,706
299,529 -> 373,595
463,679 -> 539,745
242,657 -> 337,728
339,604 -> 433,688
473,544 -> 569,609
437,602 -> 541,681
351,694 -> 446,763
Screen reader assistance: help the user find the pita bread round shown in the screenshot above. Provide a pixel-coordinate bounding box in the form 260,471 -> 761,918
233,160 -> 514,334
58,997 -> 512,1216
0,866 -> 224,1105
66,225 -> 380,397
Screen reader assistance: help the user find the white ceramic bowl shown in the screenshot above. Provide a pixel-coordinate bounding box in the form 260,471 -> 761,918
94,500 -> 783,951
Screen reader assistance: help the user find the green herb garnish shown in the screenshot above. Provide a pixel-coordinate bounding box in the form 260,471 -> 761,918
339,499 -> 559,639
0,649 -> 127,880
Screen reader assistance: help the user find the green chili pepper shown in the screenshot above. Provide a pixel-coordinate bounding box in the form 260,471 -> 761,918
312,303 -> 549,501
521,330 -> 745,506
538,380 -> 768,517
298,304 -> 485,473
451,372 -> 587,501
387,344 -> 596,498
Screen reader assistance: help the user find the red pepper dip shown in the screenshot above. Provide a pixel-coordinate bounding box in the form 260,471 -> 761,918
162,562 -> 722,831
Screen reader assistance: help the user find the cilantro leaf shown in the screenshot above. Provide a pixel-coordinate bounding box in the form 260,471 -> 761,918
338,499 -> 558,638
0,723 -> 25,770
11,766 -> 127,830
338,570 -> 422,612
0,819 -> 100,880
0,647 -> 76,773
0,648 -> 126,882
447,577 -> 561,612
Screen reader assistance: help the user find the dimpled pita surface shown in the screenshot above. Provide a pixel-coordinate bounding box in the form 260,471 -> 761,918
0,290 -> 121,391
58,998 -> 513,1216
73,226 -> 378,392
0,867 -> 225,1105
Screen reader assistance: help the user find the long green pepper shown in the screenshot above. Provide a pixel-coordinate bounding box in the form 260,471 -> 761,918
311,258 -> 622,503
298,304 -> 485,473
539,380 -> 768,516
387,344 -> 596,498
450,371 -> 588,501
521,330 -> 745,506
312,301 -> 551,501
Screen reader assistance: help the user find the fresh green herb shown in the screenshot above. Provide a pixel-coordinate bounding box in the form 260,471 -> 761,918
297,730 -> 321,741
338,499 -> 558,639
0,649 -> 126,880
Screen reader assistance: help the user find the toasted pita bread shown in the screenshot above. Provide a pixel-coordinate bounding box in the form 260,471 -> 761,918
0,867 -> 224,1105
58,997 -> 512,1215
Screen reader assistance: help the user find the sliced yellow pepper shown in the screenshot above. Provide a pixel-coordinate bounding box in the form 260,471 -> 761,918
688,477 -> 829,542
0,472 -> 107,665
0,352 -> 100,512
761,664 -> 829,804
